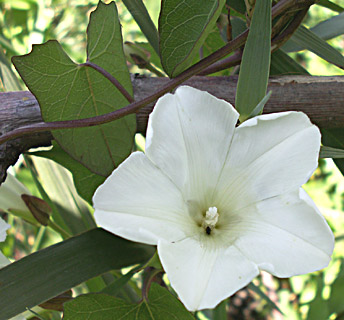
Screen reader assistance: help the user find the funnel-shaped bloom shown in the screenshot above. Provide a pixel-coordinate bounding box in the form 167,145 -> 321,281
0,217 -> 10,268
93,86 -> 334,311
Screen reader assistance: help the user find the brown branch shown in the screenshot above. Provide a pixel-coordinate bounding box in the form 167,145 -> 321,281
1,74 -> 344,184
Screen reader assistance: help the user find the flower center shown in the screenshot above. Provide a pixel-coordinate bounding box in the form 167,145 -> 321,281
202,206 -> 219,235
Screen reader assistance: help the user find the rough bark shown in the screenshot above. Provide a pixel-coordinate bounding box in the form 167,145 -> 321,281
1,75 -> 344,184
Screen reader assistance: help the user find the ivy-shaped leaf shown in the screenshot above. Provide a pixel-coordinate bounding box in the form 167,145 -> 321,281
12,1 -> 136,177
159,0 -> 225,78
63,283 -> 195,319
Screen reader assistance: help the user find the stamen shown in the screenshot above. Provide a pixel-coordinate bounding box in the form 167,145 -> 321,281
203,206 -> 219,235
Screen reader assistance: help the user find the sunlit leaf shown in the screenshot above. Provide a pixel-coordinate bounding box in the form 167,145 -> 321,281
282,26 -> 344,69
0,228 -> 155,319
12,1 -> 136,177
63,283 -> 194,319
306,275 -> 329,320
31,142 -> 105,205
328,259 -> 344,315
122,0 -> 159,54
159,0 -> 225,77
235,0 -> 271,121
283,13 -> 344,52
316,0 -> 344,13
0,49 -> 22,91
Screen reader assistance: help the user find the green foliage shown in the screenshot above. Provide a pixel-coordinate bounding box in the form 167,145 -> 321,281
122,0 -> 159,54
159,0 -> 225,77
12,1 -> 136,177
31,142 -> 105,204
1,1 -> 344,319
235,0 -> 271,121
283,26 -> 344,69
0,228 -> 155,320
63,283 -> 194,320
322,128 -> 344,175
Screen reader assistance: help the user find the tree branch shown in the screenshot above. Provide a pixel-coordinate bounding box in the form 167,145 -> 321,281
1,75 -> 343,184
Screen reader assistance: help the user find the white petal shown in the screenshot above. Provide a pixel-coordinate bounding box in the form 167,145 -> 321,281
0,217 -> 10,242
158,238 -> 259,311
0,173 -> 31,213
0,251 -> 10,269
233,189 -> 334,277
93,152 -> 192,245
215,112 -> 320,210
146,86 -> 239,207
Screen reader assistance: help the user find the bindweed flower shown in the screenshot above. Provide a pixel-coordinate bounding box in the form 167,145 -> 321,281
93,86 -> 334,311
0,172 -> 39,225
0,217 -> 10,268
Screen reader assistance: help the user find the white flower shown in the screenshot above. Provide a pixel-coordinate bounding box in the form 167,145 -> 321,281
0,217 -> 10,268
93,86 -> 334,311
0,172 -> 37,225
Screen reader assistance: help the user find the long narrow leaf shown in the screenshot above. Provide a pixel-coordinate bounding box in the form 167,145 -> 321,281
0,228 -> 155,320
320,146 -> 344,159
316,0 -> 344,13
122,0 -> 159,54
235,0 -> 271,121
282,26 -> 344,69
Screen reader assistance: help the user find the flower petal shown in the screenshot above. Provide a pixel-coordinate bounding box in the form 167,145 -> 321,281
0,173 -> 31,213
0,217 -> 10,242
93,152 -> 191,245
158,238 -> 259,311
215,112 -> 320,210
146,86 -> 239,207
233,189 -> 334,277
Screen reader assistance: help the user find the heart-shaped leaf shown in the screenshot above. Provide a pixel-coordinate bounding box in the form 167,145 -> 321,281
63,283 -> 194,319
159,0 -> 225,77
12,1 -> 136,177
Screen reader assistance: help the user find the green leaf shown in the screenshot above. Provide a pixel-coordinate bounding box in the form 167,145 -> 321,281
247,90 -> 272,118
213,299 -> 227,320
320,146 -> 344,159
0,48 -> 22,91
283,13 -> 344,52
270,49 -> 309,75
122,0 -> 159,54
63,283 -> 194,319
31,142 -> 105,204
282,26 -> 344,69
226,0 -> 246,14
306,275 -> 329,320
235,0 -> 271,122
316,0 -> 344,13
0,228 -> 155,320
12,1 -> 136,177
311,12 -> 344,40
328,259 -> 344,315
159,0 -> 225,77
321,128 -> 344,175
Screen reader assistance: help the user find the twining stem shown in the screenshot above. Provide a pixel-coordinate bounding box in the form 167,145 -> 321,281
80,61 -> 134,103
199,3 -> 311,76
0,0 -> 315,145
